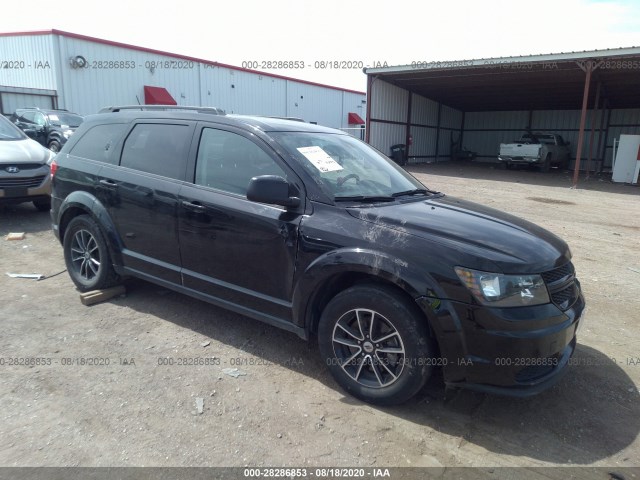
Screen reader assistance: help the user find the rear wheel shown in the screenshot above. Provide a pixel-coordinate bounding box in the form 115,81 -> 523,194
318,284 -> 435,405
63,215 -> 119,292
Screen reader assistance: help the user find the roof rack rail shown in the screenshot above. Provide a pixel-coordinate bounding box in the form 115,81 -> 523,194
98,105 -> 226,115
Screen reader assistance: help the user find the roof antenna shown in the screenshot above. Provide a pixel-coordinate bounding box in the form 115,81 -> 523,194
136,95 -> 141,105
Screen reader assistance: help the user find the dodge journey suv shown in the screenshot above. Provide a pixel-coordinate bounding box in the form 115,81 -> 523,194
51,106 -> 585,405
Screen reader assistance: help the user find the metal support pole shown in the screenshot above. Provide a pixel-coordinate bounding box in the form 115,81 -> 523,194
434,102 -> 442,162
405,91 -> 412,164
365,75 -> 373,144
585,81 -> 601,179
594,98 -> 608,173
573,61 -> 594,187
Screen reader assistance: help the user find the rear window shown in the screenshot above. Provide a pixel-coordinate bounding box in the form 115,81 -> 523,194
70,124 -> 127,164
120,123 -> 191,180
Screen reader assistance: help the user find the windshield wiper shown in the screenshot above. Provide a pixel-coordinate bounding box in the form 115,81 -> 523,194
334,195 -> 395,203
391,188 -> 439,197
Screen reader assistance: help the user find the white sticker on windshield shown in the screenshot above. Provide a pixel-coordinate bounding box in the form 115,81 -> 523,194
49,115 -> 59,121
297,146 -> 343,172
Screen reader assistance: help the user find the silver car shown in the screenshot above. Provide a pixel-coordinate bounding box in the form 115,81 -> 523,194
0,114 -> 55,211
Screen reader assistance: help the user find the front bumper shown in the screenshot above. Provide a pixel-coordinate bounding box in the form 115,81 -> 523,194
419,288 -> 586,396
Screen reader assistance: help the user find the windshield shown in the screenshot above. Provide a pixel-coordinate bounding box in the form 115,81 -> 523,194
48,113 -> 83,127
0,115 -> 26,140
271,132 -> 431,201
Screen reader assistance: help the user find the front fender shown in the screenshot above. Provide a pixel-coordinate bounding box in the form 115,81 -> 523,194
57,191 -> 124,268
291,247 -> 443,331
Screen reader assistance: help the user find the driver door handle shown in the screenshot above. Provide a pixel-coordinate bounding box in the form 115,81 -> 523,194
181,200 -> 206,212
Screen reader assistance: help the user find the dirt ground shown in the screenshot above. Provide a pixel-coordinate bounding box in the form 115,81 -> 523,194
0,162 -> 639,470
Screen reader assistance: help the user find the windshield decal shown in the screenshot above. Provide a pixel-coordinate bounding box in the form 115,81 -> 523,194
297,146 -> 344,173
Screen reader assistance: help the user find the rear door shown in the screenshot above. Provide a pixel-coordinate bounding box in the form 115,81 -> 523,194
178,123 -> 303,322
98,120 -> 195,284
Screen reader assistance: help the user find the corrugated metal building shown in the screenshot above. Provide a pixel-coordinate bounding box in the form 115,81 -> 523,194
364,48 -> 640,175
0,30 -> 366,131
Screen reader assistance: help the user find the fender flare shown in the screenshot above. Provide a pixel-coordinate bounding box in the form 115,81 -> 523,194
291,247 -> 443,332
57,191 -> 124,268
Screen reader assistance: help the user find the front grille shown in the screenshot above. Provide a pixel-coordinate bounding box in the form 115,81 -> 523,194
2,163 -> 45,171
0,175 -> 46,188
541,262 -> 579,311
541,263 -> 574,284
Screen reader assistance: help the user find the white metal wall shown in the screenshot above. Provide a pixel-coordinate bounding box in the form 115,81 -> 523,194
0,35 -> 57,90
369,79 -> 464,160
0,33 -> 366,129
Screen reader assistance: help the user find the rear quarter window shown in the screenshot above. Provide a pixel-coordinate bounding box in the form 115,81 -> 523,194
70,123 -> 127,164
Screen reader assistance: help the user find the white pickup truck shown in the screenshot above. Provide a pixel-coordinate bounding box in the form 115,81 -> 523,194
498,133 -> 571,171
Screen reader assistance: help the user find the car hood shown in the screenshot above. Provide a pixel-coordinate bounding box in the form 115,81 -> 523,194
0,138 -> 51,164
348,195 -> 571,273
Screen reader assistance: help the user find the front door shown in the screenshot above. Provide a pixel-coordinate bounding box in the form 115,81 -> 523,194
178,125 -> 302,323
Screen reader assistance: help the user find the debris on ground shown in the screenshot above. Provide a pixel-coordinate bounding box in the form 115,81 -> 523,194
79,285 -> 126,306
195,397 -> 204,415
221,368 -> 247,378
200,340 -> 211,347
628,267 -> 640,274
6,232 -> 25,241
6,272 -> 44,280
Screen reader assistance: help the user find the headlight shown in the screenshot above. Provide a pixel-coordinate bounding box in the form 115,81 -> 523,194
455,267 -> 550,307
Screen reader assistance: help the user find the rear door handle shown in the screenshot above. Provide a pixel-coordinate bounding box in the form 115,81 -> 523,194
99,179 -> 118,189
181,200 -> 206,212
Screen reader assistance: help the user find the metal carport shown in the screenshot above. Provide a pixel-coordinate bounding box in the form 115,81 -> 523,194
364,47 -> 640,187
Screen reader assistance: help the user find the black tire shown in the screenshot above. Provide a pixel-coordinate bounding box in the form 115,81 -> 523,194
318,284 -> 435,405
63,215 -> 119,292
541,154 -> 552,172
48,140 -> 61,153
33,198 -> 51,212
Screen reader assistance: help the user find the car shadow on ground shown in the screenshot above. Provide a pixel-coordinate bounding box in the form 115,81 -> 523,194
0,204 -> 51,236
121,278 -> 639,465
407,162 -> 640,196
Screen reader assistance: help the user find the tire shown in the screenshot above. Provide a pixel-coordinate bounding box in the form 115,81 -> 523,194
318,284 -> 435,405
541,154 -> 552,172
63,215 -> 119,292
48,140 -> 61,153
33,198 -> 51,212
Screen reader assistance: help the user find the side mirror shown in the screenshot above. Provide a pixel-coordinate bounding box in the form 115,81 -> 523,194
247,175 -> 300,208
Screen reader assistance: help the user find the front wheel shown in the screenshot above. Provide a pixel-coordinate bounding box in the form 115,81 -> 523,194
63,215 -> 120,292
318,285 -> 435,405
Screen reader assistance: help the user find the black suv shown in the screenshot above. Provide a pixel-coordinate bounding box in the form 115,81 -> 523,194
50,106 -> 585,405
11,108 -> 83,153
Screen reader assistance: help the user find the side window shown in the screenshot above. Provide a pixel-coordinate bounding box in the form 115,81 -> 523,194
195,128 -> 286,195
70,124 -> 127,164
34,113 -> 46,126
120,123 -> 191,179
20,111 -> 36,124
